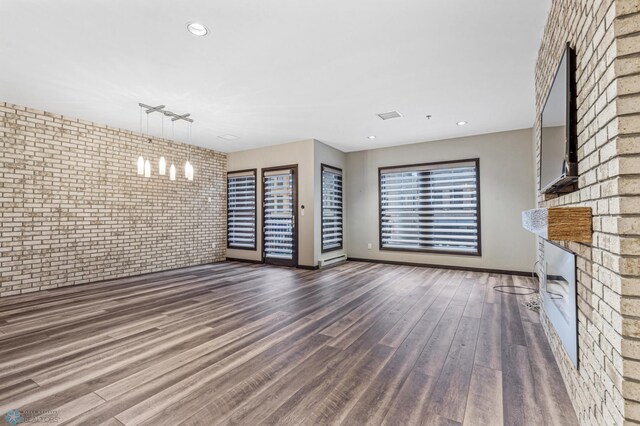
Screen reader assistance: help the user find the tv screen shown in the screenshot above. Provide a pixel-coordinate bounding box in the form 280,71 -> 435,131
540,44 -> 577,193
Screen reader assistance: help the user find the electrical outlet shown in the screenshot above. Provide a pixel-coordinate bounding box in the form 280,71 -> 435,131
367,243 -> 372,250
208,197 -> 212,203
212,243 -> 217,249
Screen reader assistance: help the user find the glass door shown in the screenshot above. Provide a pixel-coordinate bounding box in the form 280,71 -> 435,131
262,166 -> 297,267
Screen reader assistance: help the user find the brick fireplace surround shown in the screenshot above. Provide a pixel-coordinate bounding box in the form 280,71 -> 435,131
535,0 -> 640,424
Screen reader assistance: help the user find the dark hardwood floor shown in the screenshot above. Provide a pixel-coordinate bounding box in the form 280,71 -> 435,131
0,261 -> 577,425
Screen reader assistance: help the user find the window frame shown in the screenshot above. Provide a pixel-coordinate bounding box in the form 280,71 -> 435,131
321,163 -> 344,254
377,158 -> 481,257
227,168 -> 258,251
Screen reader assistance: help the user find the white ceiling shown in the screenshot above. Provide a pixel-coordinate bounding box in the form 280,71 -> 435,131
0,0 -> 550,153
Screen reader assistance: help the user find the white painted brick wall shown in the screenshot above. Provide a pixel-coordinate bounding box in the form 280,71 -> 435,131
0,103 -> 227,297
536,0 -> 640,424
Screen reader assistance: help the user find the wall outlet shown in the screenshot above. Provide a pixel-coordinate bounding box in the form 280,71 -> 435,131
208,197 -> 212,203
367,243 -> 372,250
212,243 -> 217,249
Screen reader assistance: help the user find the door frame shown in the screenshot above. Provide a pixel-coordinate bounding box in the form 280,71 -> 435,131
261,164 -> 299,267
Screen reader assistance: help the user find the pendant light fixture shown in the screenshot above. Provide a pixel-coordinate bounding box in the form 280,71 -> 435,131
144,112 -> 152,178
137,107 -> 145,175
144,159 -> 151,178
184,138 -> 191,180
185,123 -> 194,181
184,156 -> 193,180
184,162 -> 191,180
137,102 -> 194,181
158,114 -> 166,175
137,156 -> 145,175
189,122 -> 194,181
168,119 -> 176,180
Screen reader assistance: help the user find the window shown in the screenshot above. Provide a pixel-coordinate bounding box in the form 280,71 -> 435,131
227,169 -> 257,250
379,159 -> 480,255
321,164 -> 343,253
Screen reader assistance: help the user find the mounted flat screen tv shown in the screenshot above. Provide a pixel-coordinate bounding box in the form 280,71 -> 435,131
540,43 -> 578,194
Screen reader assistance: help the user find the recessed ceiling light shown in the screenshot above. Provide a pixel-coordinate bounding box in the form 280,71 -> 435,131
457,121 -> 468,126
368,135 -> 376,139
187,22 -> 208,36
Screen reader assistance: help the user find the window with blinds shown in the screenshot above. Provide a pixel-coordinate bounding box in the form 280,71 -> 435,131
321,164 -> 343,252
379,159 -> 480,255
227,170 -> 257,250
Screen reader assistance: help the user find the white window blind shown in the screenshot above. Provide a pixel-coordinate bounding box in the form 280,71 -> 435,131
379,159 -> 480,255
321,165 -> 343,252
228,170 -> 257,250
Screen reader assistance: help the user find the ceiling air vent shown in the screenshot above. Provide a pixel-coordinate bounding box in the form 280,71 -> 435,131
218,134 -> 239,141
377,111 -> 402,120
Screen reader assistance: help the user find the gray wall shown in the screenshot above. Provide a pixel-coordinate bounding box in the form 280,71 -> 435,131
346,128 -> 536,272
227,139 -> 316,266
226,129 -> 537,272
314,140 -> 347,264
228,139 -> 347,267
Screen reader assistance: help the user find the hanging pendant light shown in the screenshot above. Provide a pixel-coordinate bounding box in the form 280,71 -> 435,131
184,160 -> 192,179
136,107 -> 145,175
137,102 -> 195,182
144,159 -> 151,178
158,115 -> 166,175
185,136 -> 190,180
185,123 -> 194,181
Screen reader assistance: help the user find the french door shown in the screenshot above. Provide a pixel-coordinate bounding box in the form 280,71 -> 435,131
262,165 -> 298,267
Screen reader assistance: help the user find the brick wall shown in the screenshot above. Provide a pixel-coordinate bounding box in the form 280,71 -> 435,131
0,103 -> 227,297
535,0 -> 640,424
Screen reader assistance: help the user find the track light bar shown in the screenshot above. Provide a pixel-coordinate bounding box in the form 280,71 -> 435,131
138,103 -> 194,123
169,112 -> 191,122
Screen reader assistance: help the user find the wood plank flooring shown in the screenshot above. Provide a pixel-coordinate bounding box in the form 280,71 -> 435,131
0,261 -> 578,425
